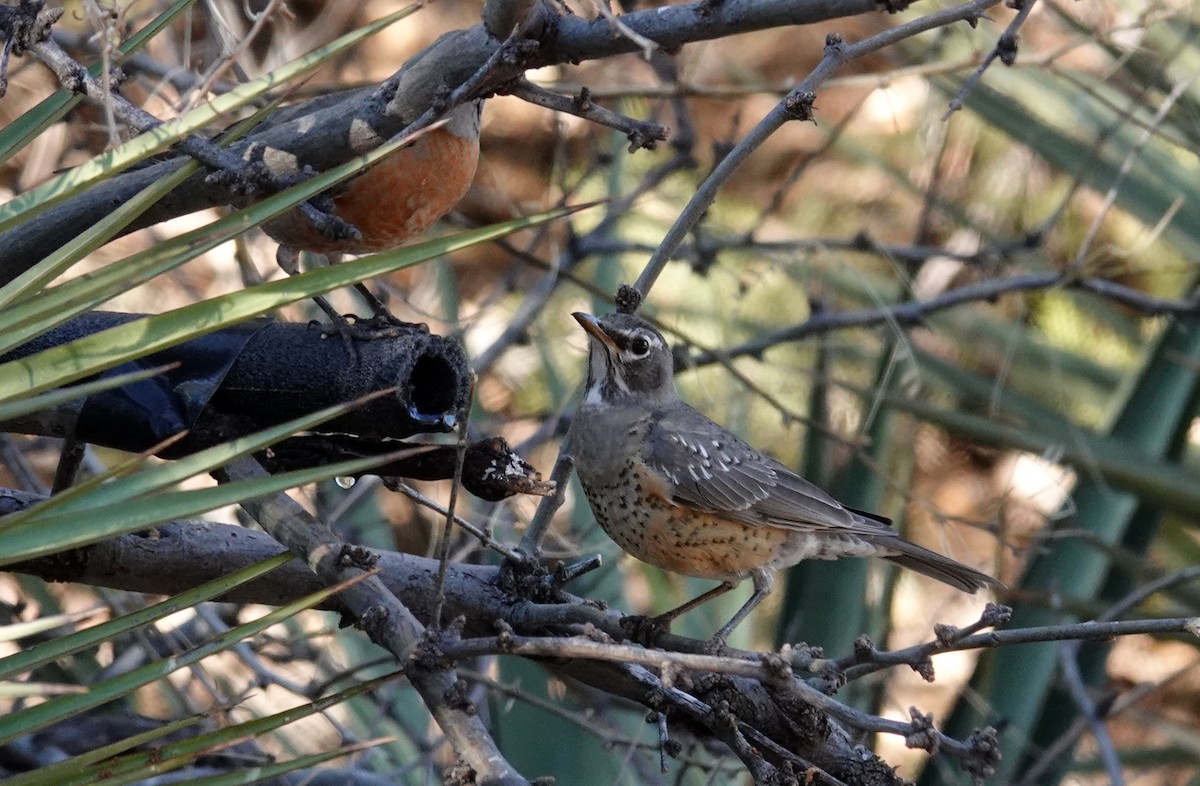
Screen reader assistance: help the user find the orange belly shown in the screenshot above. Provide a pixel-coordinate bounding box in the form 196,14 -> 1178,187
263,126 -> 479,255
610,506 -> 792,581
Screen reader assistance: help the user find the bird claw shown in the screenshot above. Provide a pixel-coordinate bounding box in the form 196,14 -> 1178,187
620,614 -> 672,646
311,313 -> 428,359
339,312 -> 429,338
701,634 -> 732,656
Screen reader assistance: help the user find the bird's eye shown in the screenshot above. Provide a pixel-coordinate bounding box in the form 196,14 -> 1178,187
629,336 -> 651,357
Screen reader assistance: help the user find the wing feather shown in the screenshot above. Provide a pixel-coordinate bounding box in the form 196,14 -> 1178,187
645,404 -> 886,537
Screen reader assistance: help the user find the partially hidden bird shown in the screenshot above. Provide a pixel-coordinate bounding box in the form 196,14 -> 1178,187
262,100 -> 482,323
568,311 -> 1000,647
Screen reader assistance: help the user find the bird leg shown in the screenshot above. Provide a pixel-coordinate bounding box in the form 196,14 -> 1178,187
276,247 -> 427,346
276,245 -> 345,326
708,569 -> 776,651
621,580 -> 738,646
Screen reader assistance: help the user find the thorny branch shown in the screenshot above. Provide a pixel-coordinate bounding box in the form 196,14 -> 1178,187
632,0 -> 1007,299
5,0 -> 1193,781
8,488 -> 1199,783
211,459 -> 528,786
682,272 -> 1200,368
504,78 -> 669,151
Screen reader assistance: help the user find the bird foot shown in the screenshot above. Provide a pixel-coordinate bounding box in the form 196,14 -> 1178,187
701,634 -> 732,656
619,614 -> 672,647
312,313 -> 429,345
347,312 -> 428,337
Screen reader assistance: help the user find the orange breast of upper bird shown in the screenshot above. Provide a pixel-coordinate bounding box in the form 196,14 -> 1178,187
578,454 -> 794,582
263,106 -> 481,256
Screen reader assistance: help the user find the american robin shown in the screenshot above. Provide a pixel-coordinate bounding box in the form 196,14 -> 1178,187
569,311 -> 999,646
263,100 -> 482,321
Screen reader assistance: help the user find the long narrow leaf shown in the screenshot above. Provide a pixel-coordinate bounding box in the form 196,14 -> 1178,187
0,553 -> 292,680
0,447 -> 415,565
1,389 -> 395,527
0,204 -> 584,396
0,5 -> 420,234
0,0 -> 200,164
932,315 -> 1200,785
0,362 -> 174,421
12,675 -> 394,786
0,571 -> 370,744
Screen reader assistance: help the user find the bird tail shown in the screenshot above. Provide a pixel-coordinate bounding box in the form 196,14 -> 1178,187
847,508 -> 1001,594
888,549 -> 998,592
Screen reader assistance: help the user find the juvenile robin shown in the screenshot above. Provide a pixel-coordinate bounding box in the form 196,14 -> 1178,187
263,100 -> 483,321
569,311 -> 999,646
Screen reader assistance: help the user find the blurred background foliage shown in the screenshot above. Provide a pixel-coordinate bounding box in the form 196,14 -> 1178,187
1,0 -> 1199,783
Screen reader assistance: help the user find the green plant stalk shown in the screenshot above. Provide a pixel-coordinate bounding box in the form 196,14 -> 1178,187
9,674 -> 395,786
0,4 -> 419,233
778,339 -> 896,675
884,394 -> 1200,520
0,447 -> 417,565
930,314 -> 1200,785
0,553 -> 292,680
135,742 -> 387,786
0,120 -> 467,357
0,204 -> 582,397
0,362 -> 172,421
0,715 -> 208,786
0,0 -> 201,165
932,75 -> 1200,260
0,387 -> 397,530
0,573 -> 366,744
0,87 -> 291,309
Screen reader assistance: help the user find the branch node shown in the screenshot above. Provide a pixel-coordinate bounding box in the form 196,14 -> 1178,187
934,622 -> 959,645
494,618 -> 517,651
981,602 -> 1013,628
442,677 -> 477,714
852,633 -> 874,659
572,85 -> 594,112
61,59 -> 87,93
997,32 -> 1019,66
1,0 -> 62,66
785,642 -> 824,672
904,708 -> 939,754
354,604 -> 391,636
964,726 -> 1002,780
582,622 -> 613,643
615,283 -> 644,314
338,543 -> 378,570
760,651 -> 793,681
782,90 -> 817,122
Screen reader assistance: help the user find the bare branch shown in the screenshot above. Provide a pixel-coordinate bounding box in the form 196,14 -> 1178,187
504,79 -> 668,151
212,458 -> 528,786
633,0 -> 1006,298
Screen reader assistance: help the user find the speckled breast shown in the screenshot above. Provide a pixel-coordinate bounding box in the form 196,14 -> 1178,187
577,458 -> 793,583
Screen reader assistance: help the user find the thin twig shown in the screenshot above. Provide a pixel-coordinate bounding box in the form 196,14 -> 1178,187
633,0 -> 1004,299
836,615 -> 1200,682
505,79 -> 668,151
431,378 -> 475,629
683,272 -> 1200,368
942,0 -> 1040,118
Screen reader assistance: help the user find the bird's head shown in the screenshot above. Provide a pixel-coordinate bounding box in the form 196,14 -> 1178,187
573,312 -> 678,406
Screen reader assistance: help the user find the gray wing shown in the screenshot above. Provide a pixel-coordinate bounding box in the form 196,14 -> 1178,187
645,404 -> 890,537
